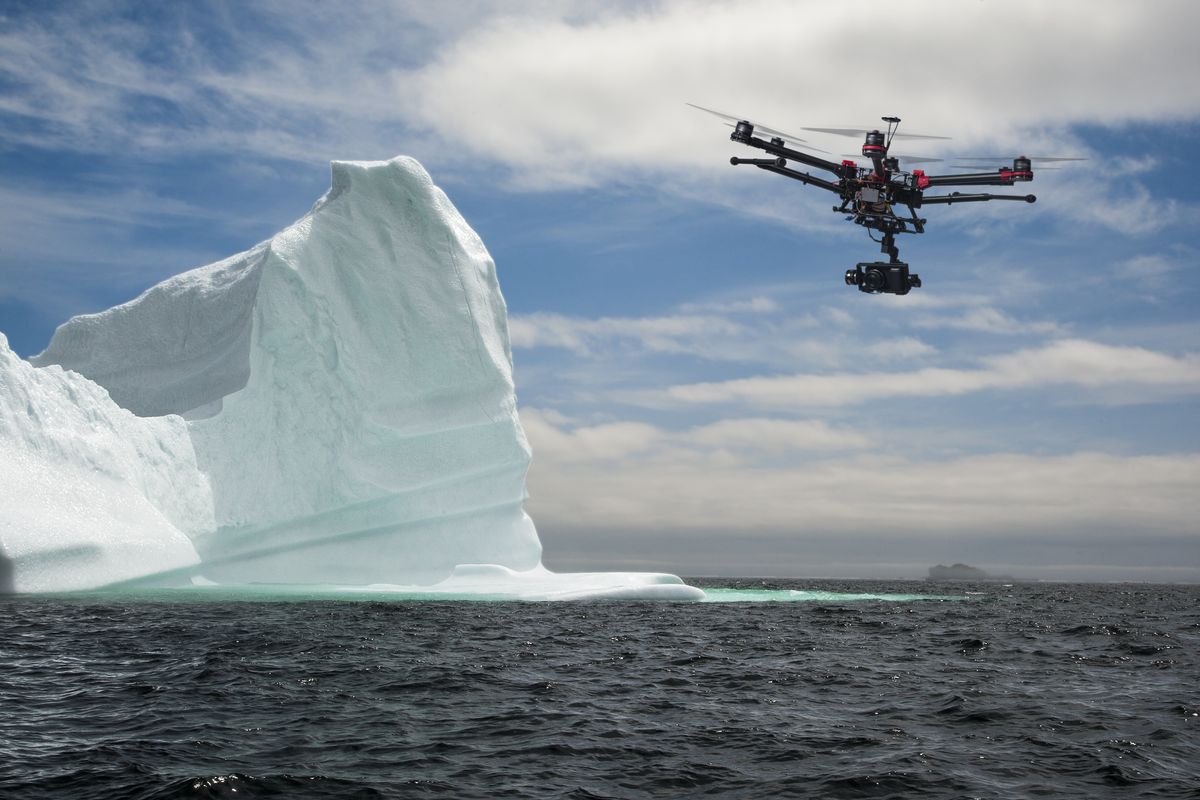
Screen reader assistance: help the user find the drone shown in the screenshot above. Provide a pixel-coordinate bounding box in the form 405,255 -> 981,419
690,103 -> 1083,295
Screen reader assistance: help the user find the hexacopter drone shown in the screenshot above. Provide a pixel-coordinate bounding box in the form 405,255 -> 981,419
691,103 -> 1083,295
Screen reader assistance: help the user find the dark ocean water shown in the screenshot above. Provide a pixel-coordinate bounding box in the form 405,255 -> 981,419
1,579 -> 1197,799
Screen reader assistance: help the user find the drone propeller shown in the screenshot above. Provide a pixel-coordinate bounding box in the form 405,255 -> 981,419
948,155 -> 1086,171
688,103 -> 815,144
950,165 -> 1065,172
949,164 -> 1064,171
952,156 -> 1088,164
841,153 -> 943,164
803,126 -> 951,141
727,123 -> 831,153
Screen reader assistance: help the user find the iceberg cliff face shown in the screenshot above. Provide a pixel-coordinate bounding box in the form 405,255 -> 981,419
183,159 -> 543,584
3,157 -> 700,600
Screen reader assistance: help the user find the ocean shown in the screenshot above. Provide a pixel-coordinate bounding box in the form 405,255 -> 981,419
1,578 -> 1197,799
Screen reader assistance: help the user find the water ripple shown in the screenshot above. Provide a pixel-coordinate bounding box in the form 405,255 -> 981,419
0,580 -> 1197,798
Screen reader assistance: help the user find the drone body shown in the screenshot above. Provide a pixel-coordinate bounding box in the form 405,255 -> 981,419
692,104 -> 1080,295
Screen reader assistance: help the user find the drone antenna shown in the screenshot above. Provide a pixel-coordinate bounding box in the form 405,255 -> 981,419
882,116 -> 901,148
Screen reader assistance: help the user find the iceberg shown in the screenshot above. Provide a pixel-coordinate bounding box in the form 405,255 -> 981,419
2,157 -> 702,601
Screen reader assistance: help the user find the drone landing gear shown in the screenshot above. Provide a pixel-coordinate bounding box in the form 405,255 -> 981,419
843,232 -> 921,295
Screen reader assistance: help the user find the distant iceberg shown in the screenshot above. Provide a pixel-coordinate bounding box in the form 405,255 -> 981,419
927,563 -> 1016,582
1,157 -> 702,601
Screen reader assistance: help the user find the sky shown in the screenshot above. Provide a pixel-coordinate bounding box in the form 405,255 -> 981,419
1,0 -> 1198,582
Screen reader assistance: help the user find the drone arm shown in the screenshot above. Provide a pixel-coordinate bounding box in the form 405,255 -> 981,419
919,192 -> 1036,206
737,132 -> 843,176
753,161 -> 840,194
923,171 -> 1030,188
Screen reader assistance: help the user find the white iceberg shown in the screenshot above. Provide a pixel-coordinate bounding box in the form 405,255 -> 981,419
1,157 -> 702,601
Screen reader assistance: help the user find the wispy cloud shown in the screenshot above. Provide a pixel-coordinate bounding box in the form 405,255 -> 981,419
912,306 -> 1064,336
1112,249 -> 1196,296
678,296 -> 778,314
521,407 -> 870,466
624,339 -> 1200,409
508,311 -> 745,356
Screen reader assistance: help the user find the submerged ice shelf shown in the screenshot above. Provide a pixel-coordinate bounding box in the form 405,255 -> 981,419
1,157 -> 701,601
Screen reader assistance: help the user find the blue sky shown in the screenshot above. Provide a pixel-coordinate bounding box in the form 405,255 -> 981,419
2,0 -> 1198,580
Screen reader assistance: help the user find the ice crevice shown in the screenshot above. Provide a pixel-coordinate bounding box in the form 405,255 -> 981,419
0,156 -> 704,601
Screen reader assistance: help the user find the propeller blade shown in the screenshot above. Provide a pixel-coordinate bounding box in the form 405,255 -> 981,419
687,102 -> 746,124
723,123 -> 831,153
802,126 -> 951,141
842,153 -> 943,164
948,165 -> 1063,171
688,103 -> 810,140
952,156 -> 1088,163
689,103 -> 836,151
753,122 -> 812,144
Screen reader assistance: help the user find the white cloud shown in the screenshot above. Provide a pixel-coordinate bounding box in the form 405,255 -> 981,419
508,304 -> 944,375
1034,168 -> 1182,236
5,2 -> 1199,178
1118,254 -> 1177,281
508,310 -> 744,355
2,0 -> 1196,247
521,408 -> 665,462
522,409 -> 1200,543
912,306 -> 1063,336
627,339 -> 1200,409
520,407 -> 869,465
864,336 -> 938,360
678,296 -> 778,314
1113,251 -> 1196,294
687,417 -> 871,454
407,0 -> 1200,186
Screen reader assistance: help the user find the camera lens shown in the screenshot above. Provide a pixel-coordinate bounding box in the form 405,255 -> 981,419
863,268 -> 886,292
844,269 -> 859,286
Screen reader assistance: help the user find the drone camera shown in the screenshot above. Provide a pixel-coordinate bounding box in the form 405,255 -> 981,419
844,261 -> 921,295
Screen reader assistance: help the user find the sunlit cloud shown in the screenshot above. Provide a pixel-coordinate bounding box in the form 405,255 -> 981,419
521,408 -> 870,466
625,339 -> 1200,409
